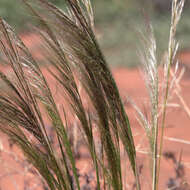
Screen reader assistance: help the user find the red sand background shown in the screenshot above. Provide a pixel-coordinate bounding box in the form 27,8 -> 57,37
0,33 -> 190,189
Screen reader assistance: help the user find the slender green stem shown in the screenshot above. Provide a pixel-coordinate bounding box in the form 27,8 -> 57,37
156,78 -> 170,190
152,91 -> 159,190
135,164 -> 141,190
157,1 -> 177,188
156,1 -> 185,188
156,30 -> 173,190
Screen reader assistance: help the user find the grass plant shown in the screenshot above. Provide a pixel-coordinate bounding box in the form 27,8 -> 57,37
157,1 -> 185,188
0,0 -> 140,189
138,0 -> 185,189
0,0 -> 187,190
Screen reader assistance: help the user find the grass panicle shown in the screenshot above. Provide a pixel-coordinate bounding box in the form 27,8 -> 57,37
0,17 -> 80,190
139,0 -> 185,189
23,0 -> 141,189
157,0 -> 185,189
0,0 -> 141,190
139,23 -> 159,190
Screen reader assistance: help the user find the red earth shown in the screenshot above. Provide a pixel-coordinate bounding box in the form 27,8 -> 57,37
0,33 -> 190,190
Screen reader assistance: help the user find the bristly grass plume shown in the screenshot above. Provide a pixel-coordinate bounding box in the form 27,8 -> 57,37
139,0 -> 185,190
158,0 -> 185,189
0,0 -> 141,190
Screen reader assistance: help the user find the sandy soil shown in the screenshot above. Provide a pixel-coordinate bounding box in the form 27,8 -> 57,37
0,33 -> 190,190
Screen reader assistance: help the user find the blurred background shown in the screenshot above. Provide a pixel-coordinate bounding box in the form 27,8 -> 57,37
0,0 -> 190,67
